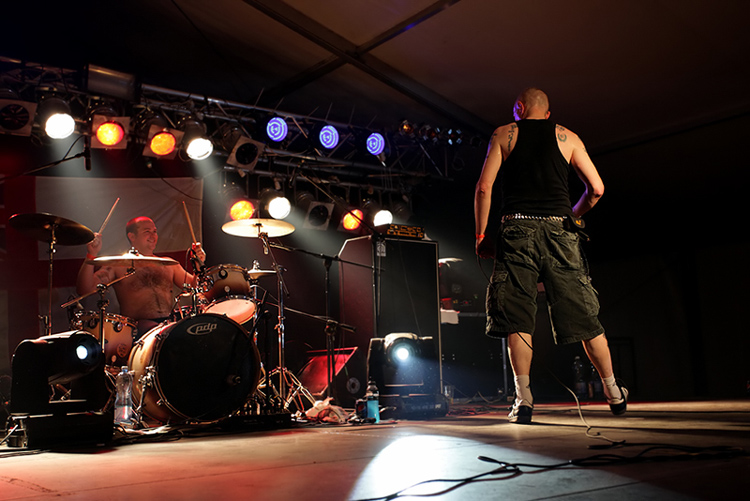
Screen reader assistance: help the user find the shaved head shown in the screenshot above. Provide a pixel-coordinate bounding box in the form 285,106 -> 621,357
513,88 -> 550,120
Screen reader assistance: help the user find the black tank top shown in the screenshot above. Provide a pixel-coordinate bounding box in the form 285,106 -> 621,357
500,119 -> 572,217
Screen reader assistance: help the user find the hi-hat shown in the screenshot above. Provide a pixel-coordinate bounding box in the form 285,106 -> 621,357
9,212 -> 94,246
246,267 -> 276,280
88,249 -> 178,267
222,218 -> 295,238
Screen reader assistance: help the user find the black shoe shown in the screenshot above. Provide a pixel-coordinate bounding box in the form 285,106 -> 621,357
608,384 -> 629,415
508,400 -> 533,424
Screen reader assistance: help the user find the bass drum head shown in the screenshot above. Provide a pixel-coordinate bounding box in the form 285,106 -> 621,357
141,314 -> 260,423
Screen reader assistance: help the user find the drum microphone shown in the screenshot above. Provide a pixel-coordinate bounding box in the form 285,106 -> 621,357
83,137 -> 92,171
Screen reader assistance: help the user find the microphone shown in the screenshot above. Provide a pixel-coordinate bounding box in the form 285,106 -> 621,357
83,144 -> 92,171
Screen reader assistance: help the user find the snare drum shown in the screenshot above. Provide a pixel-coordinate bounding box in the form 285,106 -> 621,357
70,312 -> 135,367
128,313 -> 261,423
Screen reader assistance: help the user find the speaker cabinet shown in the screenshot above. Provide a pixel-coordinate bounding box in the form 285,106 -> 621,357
339,235 -> 442,393
339,236 -> 441,348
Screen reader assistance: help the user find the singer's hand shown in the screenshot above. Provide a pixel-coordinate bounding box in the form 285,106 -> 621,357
191,242 -> 206,264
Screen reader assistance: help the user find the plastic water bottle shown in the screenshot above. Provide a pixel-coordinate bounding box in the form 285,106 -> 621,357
115,366 -> 134,428
365,380 -> 380,423
572,356 -> 587,399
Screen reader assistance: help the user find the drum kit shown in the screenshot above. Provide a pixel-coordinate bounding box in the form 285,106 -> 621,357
9,210 -> 314,426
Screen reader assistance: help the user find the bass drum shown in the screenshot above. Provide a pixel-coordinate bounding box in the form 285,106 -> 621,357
129,314 -> 260,423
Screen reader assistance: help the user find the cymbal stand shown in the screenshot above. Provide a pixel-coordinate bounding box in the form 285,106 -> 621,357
41,226 -> 58,337
258,230 -> 315,412
62,270 -> 135,359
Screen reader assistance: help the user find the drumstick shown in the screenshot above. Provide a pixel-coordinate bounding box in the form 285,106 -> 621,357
182,201 -> 197,244
98,197 -> 120,234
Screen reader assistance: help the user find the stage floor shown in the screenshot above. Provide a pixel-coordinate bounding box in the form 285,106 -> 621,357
2,399 -> 748,500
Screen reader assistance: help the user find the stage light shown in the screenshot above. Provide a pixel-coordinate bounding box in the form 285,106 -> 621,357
230,199 -> 256,221
384,333 -> 419,365
91,116 -> 129,149
87,102 -> 129,149
363,199 -> 393,228
312,123 -> 339,149
296,191 -> 333,231
266,116 -> 288,142
180,115 -> 213,160
38,96 -> 75,139
8,330 -> 112,448
9,330 -> 105,415
366,333 -> 446,419
150,128 -> 178,156
373,209 -> 393,227
95,120 -> 124,146
366,132 -> 386,156
268,196 -> 291,219
391,199 -> 412,224
136,110 -> 182,159
446,128 -> 463,146
397,120 -> 415,137
261,188 -> 291,220
0,88 -> 37,136
341,208 -> 364,232
227,136 -> 264,170
417,124 -> 438,143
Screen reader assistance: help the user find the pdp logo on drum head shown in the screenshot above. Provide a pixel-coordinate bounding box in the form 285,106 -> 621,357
186,321 -> 219,336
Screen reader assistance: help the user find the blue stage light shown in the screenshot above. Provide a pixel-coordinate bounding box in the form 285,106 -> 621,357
366,132 -> 385,156
319,125 -> 339,149
266,116 -> 288,142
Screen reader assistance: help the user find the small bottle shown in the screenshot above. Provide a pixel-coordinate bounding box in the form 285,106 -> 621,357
572,356 -> 587,399
115,366 -> 134,428
365,380 -> 380,423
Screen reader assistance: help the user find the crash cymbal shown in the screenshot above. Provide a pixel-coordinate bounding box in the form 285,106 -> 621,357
88,250 -> 178,267
9,212 -> 95,246
222,218 -> 295,238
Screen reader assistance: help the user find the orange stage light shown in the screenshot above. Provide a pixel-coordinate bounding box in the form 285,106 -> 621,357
230,200 -> 256,221
342,209 -> 363,231
95,121 -> 125,147
150,131 -> 177,156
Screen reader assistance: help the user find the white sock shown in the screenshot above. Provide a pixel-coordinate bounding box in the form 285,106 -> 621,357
601,374 -> 622,401
514,375 -> 533,406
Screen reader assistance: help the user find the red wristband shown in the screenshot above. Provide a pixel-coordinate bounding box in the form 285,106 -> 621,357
86,253 -> 97,260
475,233 -> 485,239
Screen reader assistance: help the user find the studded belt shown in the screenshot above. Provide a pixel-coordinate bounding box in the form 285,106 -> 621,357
501,213 -> 566,223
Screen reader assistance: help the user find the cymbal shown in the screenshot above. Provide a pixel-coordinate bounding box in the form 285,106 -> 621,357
9,212 -> 94,246
439,258 -> 463,264
246,267 -> 276,280
222,218 -> 295,238
88,250 -> 178,267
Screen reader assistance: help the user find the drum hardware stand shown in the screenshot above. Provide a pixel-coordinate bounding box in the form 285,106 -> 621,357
62,270 -> 135,360
257,228 -> 316,412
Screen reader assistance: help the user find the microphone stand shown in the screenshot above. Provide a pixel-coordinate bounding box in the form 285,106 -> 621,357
269,241 -> 369,401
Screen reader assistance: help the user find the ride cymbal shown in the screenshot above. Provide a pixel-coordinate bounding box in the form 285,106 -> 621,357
222,218 -> 295,238
9,212 -> 95,246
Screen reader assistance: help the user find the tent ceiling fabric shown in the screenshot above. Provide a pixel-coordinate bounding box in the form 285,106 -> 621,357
3,0 -> 750,152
